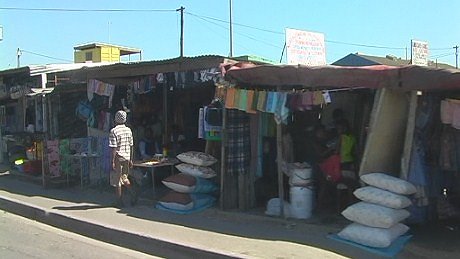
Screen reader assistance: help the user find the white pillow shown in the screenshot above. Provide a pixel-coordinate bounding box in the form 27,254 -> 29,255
162,182 -> 195,193
354,186 -> 412,209
175,163 -> 217,178
177,151 -> 218,167
342,202 -> 410,228
338,223 -> 409,248
361,173 -> 416,195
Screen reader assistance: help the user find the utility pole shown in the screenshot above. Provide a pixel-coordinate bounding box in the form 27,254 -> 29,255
454,45 -> 458,69
16,48 -> 22,68
229,0 -> 233,57
177,6 -> 185,58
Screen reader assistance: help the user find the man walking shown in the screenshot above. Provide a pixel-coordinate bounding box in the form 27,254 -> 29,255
109,110 -> 135,208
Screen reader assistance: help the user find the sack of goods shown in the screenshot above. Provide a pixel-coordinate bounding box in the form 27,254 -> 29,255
176,151 -> 218,167
156,190 -> 216,214
157,151 -> 218,214
265,198 -> 291,217
338,172 -> 416,248
285,162 -> 313,187
266,162 -> 315,219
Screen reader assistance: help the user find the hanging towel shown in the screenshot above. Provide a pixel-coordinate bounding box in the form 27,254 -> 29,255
257,91 -> 267,112
287,93 -> 300,110
87,80 -> 96,101
246,90 -> 257,114
251,90 -> 259,111
265,92 -> 279,113
312,91 -> 325,105
234,89 -> 241,109
298,92 -> 313,111
323,91 -> 332,104
237,89 -> 248,111
274,92 -> 290,124
225,88 -> 236,109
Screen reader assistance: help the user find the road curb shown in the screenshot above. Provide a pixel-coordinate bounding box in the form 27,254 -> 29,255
0,195 -> 241,259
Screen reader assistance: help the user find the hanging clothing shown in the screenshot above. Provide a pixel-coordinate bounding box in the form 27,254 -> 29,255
298,92 -> 313,111
265,92 -> 279,113
274,92 -> 290,125
257,91 -> 267,112
312,91 -> 325,106
226,110 -> 251,175
251,91 -> 259,111
246,90 -> 257,114
87,79 -> 115,108
237,89 -> 248,111
234,89 -> 241,109
46,140 -> 60,178
225,88 -> 236,109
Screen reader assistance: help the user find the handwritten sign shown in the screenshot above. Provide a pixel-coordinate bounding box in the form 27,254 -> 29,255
286,28 -> 326,66
411,40 -> 429,66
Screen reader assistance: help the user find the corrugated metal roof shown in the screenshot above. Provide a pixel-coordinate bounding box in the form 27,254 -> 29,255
0,63 -> 115,77
65,55 -> 234,81
333,53 -> 456,69
225,64 -> 460,91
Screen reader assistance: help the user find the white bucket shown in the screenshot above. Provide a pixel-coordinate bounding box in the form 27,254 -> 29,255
290,186 -> 314,219
290,167 -> 313,186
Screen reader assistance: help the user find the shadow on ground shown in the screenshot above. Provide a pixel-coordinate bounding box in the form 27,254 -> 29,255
1,166 -> 459,259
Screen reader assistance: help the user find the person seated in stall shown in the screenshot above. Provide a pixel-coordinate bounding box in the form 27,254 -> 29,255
138,128 -> 161,160
313,124 -> 338,210
313,124 -> 357,211
336,119 -> 357,171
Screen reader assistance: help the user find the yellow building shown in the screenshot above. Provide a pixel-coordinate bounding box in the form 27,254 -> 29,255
74,42 -> 142,63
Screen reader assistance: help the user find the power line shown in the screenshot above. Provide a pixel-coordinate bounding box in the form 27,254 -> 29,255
325,40 -> 405,50
189,13 -> 260,55
20,49 -> 73,63
186,11 -> 454,52
0,7 -> 176,12
186,11 -> 284,35
430,47 -> 454,50
430,52 -> 454,58
187,12 -> 283,49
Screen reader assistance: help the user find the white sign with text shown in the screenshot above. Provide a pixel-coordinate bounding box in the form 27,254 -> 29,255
286,28 -> 326,66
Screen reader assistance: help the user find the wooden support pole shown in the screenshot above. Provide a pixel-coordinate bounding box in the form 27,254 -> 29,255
401,91 -> 418,180
220,88 -> 228,210
276,87 -> 285,218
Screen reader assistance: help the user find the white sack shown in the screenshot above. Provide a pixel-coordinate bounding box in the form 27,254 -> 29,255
342,202 -> 410,228
354,186 -> 412,209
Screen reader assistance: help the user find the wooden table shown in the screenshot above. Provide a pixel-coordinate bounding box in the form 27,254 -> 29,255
132,158 -> 179,198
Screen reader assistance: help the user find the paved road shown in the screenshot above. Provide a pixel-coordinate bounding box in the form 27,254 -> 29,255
0,210 -> 159,259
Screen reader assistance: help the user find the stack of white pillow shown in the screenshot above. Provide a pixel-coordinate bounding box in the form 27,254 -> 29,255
175,151 -> 218,178
338,173 -> 416,248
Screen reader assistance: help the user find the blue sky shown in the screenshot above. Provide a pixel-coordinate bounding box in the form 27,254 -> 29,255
0,0 -> 459,69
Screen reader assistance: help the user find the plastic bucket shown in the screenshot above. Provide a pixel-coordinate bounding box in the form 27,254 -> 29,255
290,167 -> 313,186
290,186 -> 314,219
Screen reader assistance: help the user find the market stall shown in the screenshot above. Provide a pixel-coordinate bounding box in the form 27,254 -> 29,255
224,64 -> 460,223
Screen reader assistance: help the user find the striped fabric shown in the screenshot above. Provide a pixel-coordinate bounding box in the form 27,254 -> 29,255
109,125 -> 133,161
